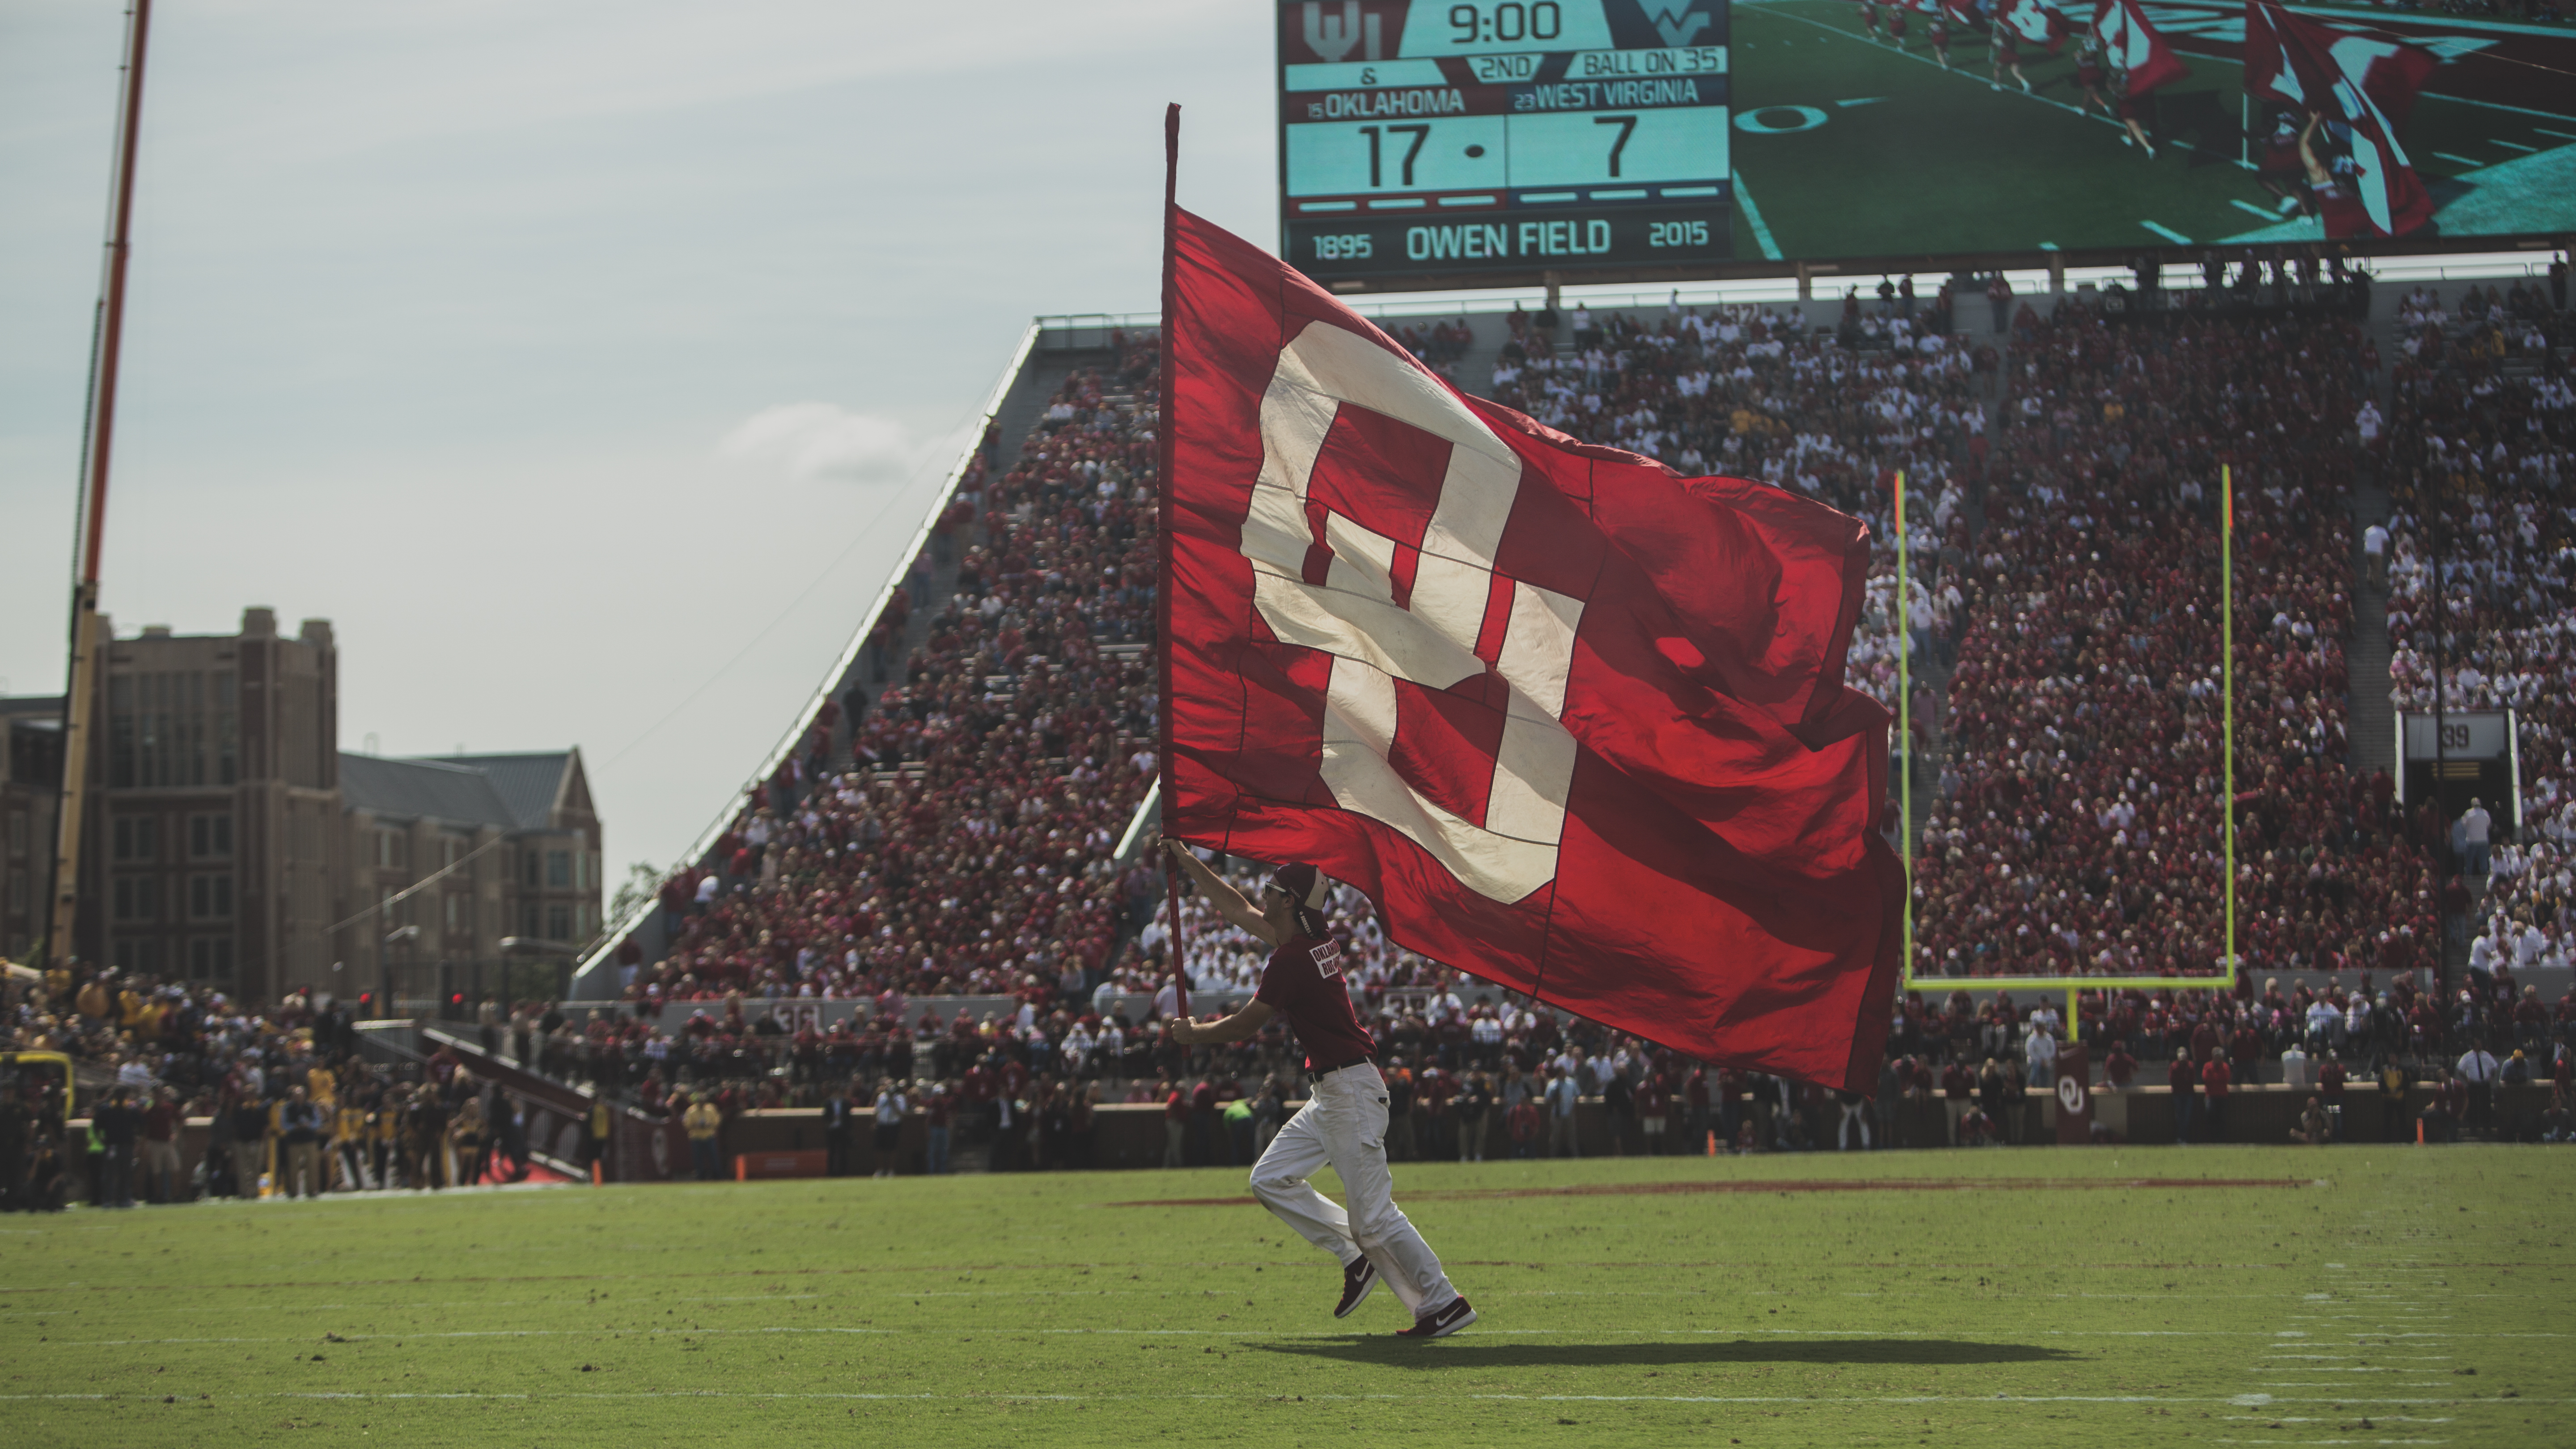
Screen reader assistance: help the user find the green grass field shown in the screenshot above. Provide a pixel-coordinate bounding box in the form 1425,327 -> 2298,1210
1727,0 -> 2576,259
2,1147 -> 2566,1447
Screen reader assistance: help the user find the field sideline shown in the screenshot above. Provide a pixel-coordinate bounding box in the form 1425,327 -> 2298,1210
0,1148 -> 2563,1447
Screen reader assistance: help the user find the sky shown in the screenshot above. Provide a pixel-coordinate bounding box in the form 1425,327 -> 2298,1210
0,0 -> 1286,877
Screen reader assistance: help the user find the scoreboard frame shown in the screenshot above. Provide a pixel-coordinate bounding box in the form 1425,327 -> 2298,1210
1272,0 -> 2576,296
1276,0 -> 1746,293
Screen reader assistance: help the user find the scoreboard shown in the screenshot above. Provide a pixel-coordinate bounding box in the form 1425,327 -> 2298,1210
1279,0 -> 1731,287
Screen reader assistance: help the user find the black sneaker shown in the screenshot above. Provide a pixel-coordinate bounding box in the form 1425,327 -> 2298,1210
1334,1256 -> 1378,1318
1397,1296 -> 1476,1339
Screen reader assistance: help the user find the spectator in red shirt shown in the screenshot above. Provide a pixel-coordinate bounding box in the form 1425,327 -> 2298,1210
2103,1042 -> 2138,1089
1189,1078 -> 1219,1167
2200,1054 -> 2233,1141
1160,1080 -> 1186,1168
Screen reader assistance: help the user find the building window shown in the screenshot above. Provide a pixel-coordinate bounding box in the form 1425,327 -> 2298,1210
521,902 -> 541,939
521,848 -> 541,888
112,815 -> 159,862
187,936 -> 234,981
189,813 -> 233,859
216,672 -> 239,785
189,873 -> 234,920
547,849 -> 572,889
5,869 -> 26,916
547,904 -> 572,941
112,875 -> 160,923
112,937 -> 164,974
445,893 -> 468,936
5,810 -> 25,859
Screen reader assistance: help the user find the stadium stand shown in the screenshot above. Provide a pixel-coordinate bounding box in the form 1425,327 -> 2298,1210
14,277 -> 2574,1196
2379,283 -> 2575,987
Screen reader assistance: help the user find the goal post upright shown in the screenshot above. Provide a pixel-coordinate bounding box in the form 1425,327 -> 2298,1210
1896,469 -> 1912,994
2221,464 -> 2238,993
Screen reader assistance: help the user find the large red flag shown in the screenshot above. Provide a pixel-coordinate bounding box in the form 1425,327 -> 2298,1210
1158,205 -> 1901,1092
2242,0 -> 2435,238
2091,0 -> 2190,94
2005,0 -> 2071,54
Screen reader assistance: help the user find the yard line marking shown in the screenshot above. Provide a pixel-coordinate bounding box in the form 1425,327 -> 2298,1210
2431,152 -> 2485,166
2425,89 -> 2576,120
54,1327 -> 899,1346
1734,178 -> 1784,262
2490,140 -> 2538,152
0,1390 -> 2550,1407
2141,221 -> 2193,244
2535,127 -> 2576,140
2233,200 -> 2284,220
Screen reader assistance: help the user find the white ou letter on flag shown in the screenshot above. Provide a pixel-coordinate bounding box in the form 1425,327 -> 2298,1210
1236,323 -> 1585,904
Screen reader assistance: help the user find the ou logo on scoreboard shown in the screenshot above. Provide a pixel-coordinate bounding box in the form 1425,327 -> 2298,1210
1239,323 -> 1585,905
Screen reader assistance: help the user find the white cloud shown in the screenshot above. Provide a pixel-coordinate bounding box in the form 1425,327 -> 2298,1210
719,402 -> 959,485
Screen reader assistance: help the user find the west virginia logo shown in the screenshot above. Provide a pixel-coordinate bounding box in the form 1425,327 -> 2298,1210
1643,1 -> 1712,45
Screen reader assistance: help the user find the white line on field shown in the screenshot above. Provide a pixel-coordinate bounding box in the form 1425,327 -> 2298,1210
54,1327 -> 898,1346
1734,179 -> 1784,262
0,1390 -> 2546,1406
40,1323 -> 2555,1347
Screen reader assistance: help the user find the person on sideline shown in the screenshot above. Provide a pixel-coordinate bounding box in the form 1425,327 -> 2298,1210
1161,840 -> 1475,1340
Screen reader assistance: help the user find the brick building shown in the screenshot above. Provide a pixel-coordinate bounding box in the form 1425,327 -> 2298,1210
13,606 -> 600,1011
338,750 -> 602,1013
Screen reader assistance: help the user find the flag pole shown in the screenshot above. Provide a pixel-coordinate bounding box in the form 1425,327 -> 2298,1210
1896,470 -> 1912,985
2221,464 -> 2236,987
1158,101 -> 1189,1029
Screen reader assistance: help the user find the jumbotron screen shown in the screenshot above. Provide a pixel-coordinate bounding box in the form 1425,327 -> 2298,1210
1277,0 -> 2576,285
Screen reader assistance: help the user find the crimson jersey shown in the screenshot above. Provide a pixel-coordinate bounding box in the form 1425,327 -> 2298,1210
1255,932 -> 1377,1071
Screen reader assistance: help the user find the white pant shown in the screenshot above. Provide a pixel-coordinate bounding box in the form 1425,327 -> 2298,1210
1250,1063 -> 1458,1318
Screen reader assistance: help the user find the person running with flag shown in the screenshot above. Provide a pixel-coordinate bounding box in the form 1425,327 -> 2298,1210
1160,839 -> 1475,1340
1989,13 -> 2031,91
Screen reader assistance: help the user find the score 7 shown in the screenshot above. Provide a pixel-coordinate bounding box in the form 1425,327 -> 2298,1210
1282,117 -> 1508,197
1503,106 -> 1729,188
1593,114 -> 1635,178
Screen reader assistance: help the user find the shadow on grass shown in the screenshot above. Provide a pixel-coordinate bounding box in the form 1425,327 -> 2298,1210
1254,1337 -> 2079,1369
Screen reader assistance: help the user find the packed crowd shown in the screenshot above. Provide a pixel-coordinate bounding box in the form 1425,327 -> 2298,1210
1912,303 -> 2421,982
0,966 -> 563,1208
2380,280 -> 2576,983
1482,299 -> 1978,724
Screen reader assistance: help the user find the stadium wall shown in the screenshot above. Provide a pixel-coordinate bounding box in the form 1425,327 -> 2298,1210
58,1082 -> 2553,1199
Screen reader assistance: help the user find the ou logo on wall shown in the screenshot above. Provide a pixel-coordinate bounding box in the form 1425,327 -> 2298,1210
1237,323 -> 1586,905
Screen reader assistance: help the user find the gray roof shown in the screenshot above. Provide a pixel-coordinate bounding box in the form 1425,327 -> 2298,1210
339,754 -> 518,830
427,753 -> 572,830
